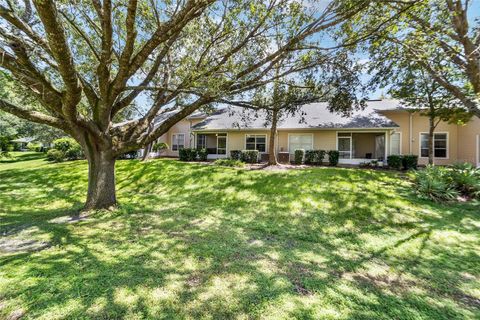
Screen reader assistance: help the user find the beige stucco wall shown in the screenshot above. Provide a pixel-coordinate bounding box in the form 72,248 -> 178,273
156,118 -> 203,157
457,117 -> 480,165
381,111 -> 462,165
227,130 -> 270,152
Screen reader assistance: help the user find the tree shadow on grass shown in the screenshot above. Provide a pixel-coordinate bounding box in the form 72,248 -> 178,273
0,159 -> 479,319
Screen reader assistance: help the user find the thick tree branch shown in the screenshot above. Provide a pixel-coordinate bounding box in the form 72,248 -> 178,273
0,98 -> 67,130
33,0 -> 82,120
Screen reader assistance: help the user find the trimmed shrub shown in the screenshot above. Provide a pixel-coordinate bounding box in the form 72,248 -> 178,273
198,148 -> 208,161
118,151 -> 138,160
152,142 -> 168,152
294,149 -> 304,165
26,142 -> 41,152
448,163 -> 480,198
304,150 -> 325,165
241,150 -> 259,164
230,150 -> 242,160
214,159 -> 245,167
387,155 -> 403,170
65,143 -> 84,160
53,138 -> 78,152
327,150 -> 340,166
179,148 -> 198,161
47,149 -> 65,162
402,154 -> 418,170
410,165 -> 459,202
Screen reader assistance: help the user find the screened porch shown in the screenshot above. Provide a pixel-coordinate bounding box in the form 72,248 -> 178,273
337,132 -> 388,164
195,133 -> 228,159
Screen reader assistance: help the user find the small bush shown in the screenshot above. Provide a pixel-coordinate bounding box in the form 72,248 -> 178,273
230,150 -> 242,160
304,150 -> 326,165
402,154 -> 418,170
179,148 -> 198,161
198,148 -> 208,161
241,150 -> 259,164
152,142 -> 168,152
327,150 -> 340,166
26,142 -> 41,152
53,138 -> 78,152
387,155 -> 403,170
214,159 -> 245,167
410,165 -> 459,202
65,143 -> 84,160
47,149 -> 65,162
118,151 -> 138,160
448,163 -> 480,198
294,149 -> 304,165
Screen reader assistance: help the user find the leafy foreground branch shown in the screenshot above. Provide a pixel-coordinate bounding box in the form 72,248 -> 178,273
0,0 -> 369,209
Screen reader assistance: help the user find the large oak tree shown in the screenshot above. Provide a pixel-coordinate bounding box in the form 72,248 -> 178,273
0,0 -> 368,209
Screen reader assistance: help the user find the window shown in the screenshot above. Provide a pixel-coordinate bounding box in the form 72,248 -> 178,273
390,132 -> 401,155
197,134 -> 206,149
420,133 -> 448,158
172,133 -> 185,151
245,134 -> 266,152
289,134 -> 313,154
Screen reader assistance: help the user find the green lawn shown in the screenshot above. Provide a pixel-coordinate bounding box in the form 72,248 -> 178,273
0,153 -> 479,319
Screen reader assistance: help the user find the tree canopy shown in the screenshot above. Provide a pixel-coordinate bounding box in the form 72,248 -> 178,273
342,0 -> 480,117
0,0 -> 369,209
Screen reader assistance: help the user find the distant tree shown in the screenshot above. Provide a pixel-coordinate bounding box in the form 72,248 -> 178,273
0,0 -> 370,209
342,0 -> 480,117
223,53 -> 365,165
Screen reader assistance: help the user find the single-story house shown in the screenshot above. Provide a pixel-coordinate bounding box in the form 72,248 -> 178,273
10,137 -> 36,151
151,99 -> 480,166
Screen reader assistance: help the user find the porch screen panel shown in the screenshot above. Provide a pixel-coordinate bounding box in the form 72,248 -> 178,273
289,134 -> 312,154
217,134 -> 227,155
338,136 -> 351,159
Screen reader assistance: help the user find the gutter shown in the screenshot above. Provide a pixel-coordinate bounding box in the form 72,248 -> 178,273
409,113 -> 413,154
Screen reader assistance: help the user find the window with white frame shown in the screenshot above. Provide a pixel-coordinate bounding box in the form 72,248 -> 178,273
390,132 -> 401,155
245,134 -> 266,152
289,134 -> 313,154
420,133 -> 448,158
172,133 -> 185,151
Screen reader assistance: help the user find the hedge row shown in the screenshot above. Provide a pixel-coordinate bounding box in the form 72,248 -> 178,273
230,150 -> 259,163
179,148 -> 208,161
387,155 -> 418,170
293,149 -> 339,166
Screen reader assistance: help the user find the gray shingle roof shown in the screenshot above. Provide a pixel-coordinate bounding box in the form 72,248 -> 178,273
192,99 -> 401,131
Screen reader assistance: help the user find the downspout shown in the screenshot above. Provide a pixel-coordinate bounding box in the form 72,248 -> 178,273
409,112 -> 413,154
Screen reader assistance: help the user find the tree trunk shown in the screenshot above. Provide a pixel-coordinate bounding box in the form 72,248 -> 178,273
142,143 -> 152,161
428,120 -> 435,165
84,150 -> 117,210
268,108 -> 278,165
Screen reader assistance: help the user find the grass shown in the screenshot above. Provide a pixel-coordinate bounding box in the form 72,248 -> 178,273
0,153 -> 479,319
